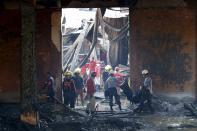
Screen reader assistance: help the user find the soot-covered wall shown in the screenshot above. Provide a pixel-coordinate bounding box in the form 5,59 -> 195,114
132,8 -> 196,94
36,9 -> 61,100
0,10 -> 20,103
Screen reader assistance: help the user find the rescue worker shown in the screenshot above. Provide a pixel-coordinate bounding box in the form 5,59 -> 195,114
95,62 -> 101,91
88,57 -> 96,72
136,69 -> 154,113
120,75 -> 133,103
114,67 -> 124,96
105,71 -> 121,111
73,68 -> 84,106
103,65 -> 112,83
45,72 -> 55,103
102,65 -> 112,99
62,71 -> 76,108
86,72 -> 96,98
81,63 -> 88,85
86,72 -> 97,114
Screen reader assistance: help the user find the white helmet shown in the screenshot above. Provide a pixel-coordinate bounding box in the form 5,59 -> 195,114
74,68 -> 81,74
142,69 -> 148,75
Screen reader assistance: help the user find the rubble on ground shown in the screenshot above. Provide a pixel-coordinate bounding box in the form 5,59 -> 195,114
0,104 -> 36,131
38,102 -> 143,131
37,94 -> 197,131
0,94 -> 197,131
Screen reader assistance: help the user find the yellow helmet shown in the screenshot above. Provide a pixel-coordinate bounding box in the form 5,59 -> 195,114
64,71 -> 72,77
74,68 -> 81,74
104,65 -> 112,72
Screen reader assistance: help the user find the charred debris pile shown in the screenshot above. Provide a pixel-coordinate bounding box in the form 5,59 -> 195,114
38,94 -> 197,131
38,102 -> 142,131
0,95 -> 196,131
0,104 -> 35,131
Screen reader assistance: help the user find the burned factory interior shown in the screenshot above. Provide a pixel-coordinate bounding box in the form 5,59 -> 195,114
0,0 -> 197,131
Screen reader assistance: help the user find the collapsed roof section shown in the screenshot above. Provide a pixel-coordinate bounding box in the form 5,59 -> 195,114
61,8 -> 129,71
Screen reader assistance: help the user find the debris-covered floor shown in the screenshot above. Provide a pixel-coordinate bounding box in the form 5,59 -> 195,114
1,92 -> 197,131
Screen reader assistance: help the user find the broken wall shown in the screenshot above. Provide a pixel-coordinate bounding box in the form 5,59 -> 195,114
131,8 -> 196,95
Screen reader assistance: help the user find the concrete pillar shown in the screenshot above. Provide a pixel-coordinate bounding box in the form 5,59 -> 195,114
51,11 -> 62,101
20,1 -> 38,125
195,8 -> 197,102
130,8 -> 142,93
185,0 -> 197,101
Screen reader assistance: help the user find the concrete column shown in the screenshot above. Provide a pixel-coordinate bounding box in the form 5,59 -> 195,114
51,11 -> 62,101
130,9 -> 142,93
195,8 -> 197,102
20,1 -> 38,125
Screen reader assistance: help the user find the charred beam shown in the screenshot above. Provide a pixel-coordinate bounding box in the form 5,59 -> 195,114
36,0 -> 60,8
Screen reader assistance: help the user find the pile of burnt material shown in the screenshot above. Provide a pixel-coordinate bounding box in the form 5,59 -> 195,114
38,102 -> 143,131
184,103 -> 197,117
86,116 -> 142,131
39,102 -> 87,130
158,95 -> 196,116
0,104 -> 35,131
127,94 -> 195,116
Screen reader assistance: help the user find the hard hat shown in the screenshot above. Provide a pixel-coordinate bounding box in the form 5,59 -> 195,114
64,71 -> 72,76
115,67 -> 120,71
142,69 -> 148,75
104,65 -> 112,72
74,68 -> 81,74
